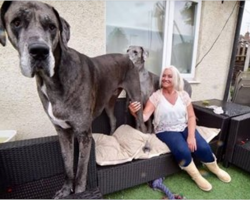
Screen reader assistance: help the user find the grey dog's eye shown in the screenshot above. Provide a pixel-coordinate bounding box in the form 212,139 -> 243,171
133,50 -> 137,55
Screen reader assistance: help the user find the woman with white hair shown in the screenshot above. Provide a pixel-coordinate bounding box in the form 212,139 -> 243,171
129,65 -> 231,192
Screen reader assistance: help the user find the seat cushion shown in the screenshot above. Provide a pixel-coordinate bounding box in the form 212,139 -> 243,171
93,125 -> 220,166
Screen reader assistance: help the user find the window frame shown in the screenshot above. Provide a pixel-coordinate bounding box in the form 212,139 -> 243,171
105,0 -> 202,80
163,0 -> 202,80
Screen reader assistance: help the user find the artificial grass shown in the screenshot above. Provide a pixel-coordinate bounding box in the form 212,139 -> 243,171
104,163 -> 250,199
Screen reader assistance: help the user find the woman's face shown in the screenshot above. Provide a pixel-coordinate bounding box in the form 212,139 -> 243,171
161,68 -> 174,89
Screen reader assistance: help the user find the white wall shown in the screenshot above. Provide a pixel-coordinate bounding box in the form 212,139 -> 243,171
192,1 -> 238,101
0,1 -> 237,140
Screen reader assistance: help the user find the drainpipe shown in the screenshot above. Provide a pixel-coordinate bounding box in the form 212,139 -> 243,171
223,0 -> 245,102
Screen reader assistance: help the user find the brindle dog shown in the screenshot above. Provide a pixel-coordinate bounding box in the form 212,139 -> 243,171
0,1 -> 146,198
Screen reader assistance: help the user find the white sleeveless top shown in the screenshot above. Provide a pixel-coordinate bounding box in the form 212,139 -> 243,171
149,89 -> 191,133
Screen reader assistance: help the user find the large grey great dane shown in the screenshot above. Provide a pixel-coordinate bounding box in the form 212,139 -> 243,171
0,1 -> 146,198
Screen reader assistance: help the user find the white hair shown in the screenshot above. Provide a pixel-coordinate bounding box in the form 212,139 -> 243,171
159,65 -> 184,91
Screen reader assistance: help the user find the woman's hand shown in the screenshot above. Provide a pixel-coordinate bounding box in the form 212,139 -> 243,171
187,136 -> 197,152
128,101 -> 141,117
129,100 -> 155,122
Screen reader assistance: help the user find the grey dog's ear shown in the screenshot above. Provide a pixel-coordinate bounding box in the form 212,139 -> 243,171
0,1 -> 12,46
140,47 -> 149,61
52,7 -> 70,47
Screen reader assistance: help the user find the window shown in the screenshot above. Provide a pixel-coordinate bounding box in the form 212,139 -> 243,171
106,1 -> 201,79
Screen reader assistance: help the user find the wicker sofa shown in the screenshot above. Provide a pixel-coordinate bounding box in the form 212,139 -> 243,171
92,98 -> 180,195
0,96 -> 227,199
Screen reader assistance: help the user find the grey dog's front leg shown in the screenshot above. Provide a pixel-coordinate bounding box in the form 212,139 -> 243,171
74,132 -> 92,194
54,129 -> 74,199
136,108 -> 147,133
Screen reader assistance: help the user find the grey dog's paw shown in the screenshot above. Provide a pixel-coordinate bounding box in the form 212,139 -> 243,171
53,186 -> 72,199
143,140 -> 151,153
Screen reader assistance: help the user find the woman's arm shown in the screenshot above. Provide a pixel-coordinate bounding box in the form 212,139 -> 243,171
129,99 -> 155,122
186,103 -> 197,152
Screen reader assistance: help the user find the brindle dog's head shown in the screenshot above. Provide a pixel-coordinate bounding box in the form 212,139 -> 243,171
126,46 -> 149,69
0,1 -> 70,78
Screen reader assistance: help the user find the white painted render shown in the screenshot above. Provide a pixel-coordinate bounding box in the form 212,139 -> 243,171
0,1 -> 238,140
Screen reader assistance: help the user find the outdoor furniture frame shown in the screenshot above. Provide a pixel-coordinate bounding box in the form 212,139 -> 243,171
232,71 -> 250,106
224,113 -> 250,171
0,136 -> 100,199
0,98 -> 232,198
192,99 -> 250,162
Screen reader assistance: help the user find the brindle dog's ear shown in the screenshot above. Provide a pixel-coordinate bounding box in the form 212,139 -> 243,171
52,7 -> 70,47
60,17 -> 70,45
0,1 -> 12,46
0,14 -> 6,46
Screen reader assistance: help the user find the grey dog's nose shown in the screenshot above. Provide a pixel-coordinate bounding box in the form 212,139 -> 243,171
29,43 -> 49,60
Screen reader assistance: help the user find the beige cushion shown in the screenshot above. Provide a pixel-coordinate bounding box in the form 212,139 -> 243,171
93,125 -> 149,166
93,133 -> 132,166
196,126 -> 220,142
134,134 -> 170,160
93,125 -> 220,166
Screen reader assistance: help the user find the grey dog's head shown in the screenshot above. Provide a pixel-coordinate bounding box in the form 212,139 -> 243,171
0,1 -> 70,78
126,46 -> 149,67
